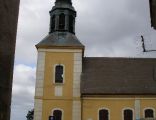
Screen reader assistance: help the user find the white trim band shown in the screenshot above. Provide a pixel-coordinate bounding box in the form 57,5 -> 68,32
38,49 -> 83,53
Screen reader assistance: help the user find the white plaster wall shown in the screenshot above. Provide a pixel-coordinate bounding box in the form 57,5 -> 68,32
55,86 -> 63,96
72,101 -> 81,120
73,53 -> 82,97
72,52 -> 82,120
34,99 -> 43,120
38,49 -> 82,53
35,51 -> 45,97
135,99 -> 140,120
34,51 -> 45,120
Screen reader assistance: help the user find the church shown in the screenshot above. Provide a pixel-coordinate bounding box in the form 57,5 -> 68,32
34,0 -> 156,120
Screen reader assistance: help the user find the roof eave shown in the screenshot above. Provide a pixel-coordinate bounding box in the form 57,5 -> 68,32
36,44 -> 85,49
81,93 -> 156,97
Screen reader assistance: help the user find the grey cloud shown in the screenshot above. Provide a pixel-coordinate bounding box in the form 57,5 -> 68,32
15,0 -> 156,65
75,0 -> 156,57
11,65 -> 35,120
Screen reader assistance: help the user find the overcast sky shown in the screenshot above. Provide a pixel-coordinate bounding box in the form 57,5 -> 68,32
11,0 -> 156,120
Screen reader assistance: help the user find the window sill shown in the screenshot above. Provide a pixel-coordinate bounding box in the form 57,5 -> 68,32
53,83 -> 64,86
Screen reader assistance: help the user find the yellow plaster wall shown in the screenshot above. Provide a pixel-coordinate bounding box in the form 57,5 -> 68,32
82,98 -> 134,120
39,51 -> 156,120
82,98 -> 156,120
43,52 -> 74,99
41,52 -> 75,120
140,99 -> 156,118
42,100 -> 72,120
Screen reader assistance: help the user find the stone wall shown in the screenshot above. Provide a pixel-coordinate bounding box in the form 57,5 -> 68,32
0,0 -> 20,120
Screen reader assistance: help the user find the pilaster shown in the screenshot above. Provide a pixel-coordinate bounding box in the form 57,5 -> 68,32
73,52 -> 82,97
34,51 -> 45,120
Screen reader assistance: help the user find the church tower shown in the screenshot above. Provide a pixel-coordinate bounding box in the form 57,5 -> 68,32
34,0 -> 84,120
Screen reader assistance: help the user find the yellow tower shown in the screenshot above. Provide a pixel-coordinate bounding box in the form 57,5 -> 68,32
34,0 -> 84,120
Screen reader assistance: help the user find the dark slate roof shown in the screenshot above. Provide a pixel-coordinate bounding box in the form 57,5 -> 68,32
81,57 -> 156,95
36,32 -> 84,49
51,0 -> 75,13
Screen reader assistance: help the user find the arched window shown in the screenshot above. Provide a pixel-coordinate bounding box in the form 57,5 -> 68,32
99,109 -> 109,120
51,15 -> 55,32
55,65 -> 64,83
69,15 -> 74,33
59,13 -> 65,30
53,110 -> 62,120
123,109 -> 133,120
144,109 -> 154,118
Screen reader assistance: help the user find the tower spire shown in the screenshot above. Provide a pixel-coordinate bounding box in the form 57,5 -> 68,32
36,0 -> 84,50
55,0 -> 72,4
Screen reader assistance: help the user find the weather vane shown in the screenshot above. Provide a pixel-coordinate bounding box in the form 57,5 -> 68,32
141,35 -> 156,52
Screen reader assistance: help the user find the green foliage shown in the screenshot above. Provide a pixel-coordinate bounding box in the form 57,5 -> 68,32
26,109 -> 34,120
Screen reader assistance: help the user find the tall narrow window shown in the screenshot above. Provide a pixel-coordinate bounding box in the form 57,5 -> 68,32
51,15 -> 55,32
99,109 -> 109,120
53,110 -> 62,120
124,109 -> 133,120
145,109 -> 154,118
69,15 -> 74,32
55,65 -> 64,83
59,14 -> 65,30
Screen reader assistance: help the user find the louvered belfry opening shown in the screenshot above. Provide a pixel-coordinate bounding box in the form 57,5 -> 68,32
51,15 -> 55,32
49,0 -> 76,34
59,14 -> 65,30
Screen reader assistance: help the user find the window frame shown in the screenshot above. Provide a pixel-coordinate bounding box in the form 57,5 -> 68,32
53,64 -> 65,84
122,108 -> 134,120
143,107 -> 155,118
98,107 -> 110,120
52,108 -> 64,120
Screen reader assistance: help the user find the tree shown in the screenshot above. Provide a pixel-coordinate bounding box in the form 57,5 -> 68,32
26,109 -> 34,120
